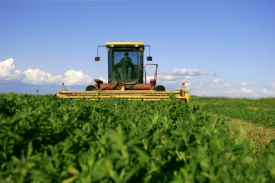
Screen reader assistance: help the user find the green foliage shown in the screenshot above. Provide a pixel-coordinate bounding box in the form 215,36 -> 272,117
0,93 -> 274,182
190,96 -> 275,128
0,93 -> 18,118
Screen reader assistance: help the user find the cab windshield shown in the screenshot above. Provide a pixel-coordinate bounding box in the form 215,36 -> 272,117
108,48 -> 143,82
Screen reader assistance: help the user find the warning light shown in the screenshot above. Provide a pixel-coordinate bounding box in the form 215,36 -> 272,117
182,83 -> 185,86
62,82 -> 64,86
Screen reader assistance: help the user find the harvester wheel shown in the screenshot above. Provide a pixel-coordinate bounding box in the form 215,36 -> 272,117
155,85 -> 165,91
85,85 -> 95,91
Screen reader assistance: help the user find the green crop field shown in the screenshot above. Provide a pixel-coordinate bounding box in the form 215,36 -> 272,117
190,96 -> 275,128
0,93 -> 275,183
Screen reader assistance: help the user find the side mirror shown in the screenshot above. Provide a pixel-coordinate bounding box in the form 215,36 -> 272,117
147,56 -> 152,61
95,57 -> 100,61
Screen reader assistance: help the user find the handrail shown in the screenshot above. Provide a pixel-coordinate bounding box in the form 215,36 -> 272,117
144,64 -> 158,84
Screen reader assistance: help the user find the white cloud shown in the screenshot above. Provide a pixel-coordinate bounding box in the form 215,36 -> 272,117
2,58 -> 271,98
193,87 -> 259,97
63,70 -> 93,85
0,58 -> 106,86
210,78 -> 223,88
213,78 -> 223,83
263,89 -> 275,95
0,58 -> 14,76
157,75 -> 191,82
198,78 -> 223,88
143,70 -> 194,90
0,58 -> 24,80
157,75 -> 182,81
192,88 -> 256,97
227,90 -> 238,93
22,68 -> 63,85
159,68 -> 209,76
236,81 -> 252,87
224,83 -> 231,87
241,88 -> 253,93
157,75 -> 192,90
145,68 -> 214,91
222,81 -> 253,88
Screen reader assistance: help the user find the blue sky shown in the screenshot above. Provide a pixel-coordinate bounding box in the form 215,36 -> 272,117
0,0 -> 274,97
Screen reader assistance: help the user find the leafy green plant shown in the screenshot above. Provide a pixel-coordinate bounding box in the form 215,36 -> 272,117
0,93 -> 274,182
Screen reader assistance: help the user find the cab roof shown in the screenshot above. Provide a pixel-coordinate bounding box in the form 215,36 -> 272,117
105,42 -> 144,48
106,42 -> 144,46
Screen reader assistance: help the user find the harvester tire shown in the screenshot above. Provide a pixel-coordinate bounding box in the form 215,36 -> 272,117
85,85 -> 95,91
155,85 -> 165,91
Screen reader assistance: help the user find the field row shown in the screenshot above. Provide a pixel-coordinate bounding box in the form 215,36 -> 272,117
190,96 -> 275,128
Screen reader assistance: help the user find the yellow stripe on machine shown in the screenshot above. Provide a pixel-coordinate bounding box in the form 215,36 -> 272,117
56,90 -> 189,103
59,90 -> 181,94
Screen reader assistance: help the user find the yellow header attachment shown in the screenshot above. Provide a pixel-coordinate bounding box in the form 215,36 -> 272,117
106,42 -> 144,46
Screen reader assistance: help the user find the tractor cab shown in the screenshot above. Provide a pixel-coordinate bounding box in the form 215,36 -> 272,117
95,42 -> 152,84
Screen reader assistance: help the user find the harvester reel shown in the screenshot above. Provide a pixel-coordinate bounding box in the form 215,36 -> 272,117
155,85 -> 165,91
85,85 -> 95,91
